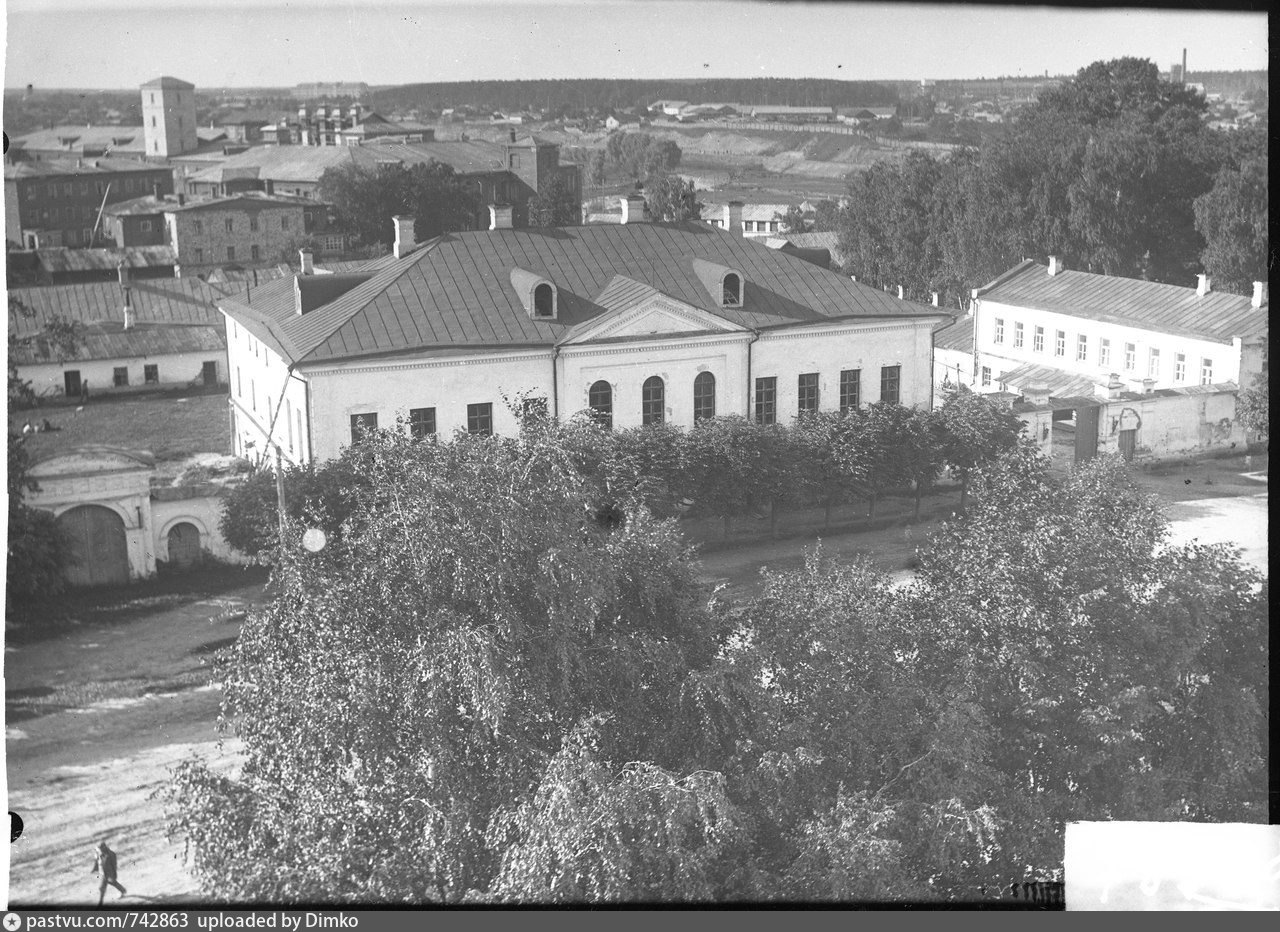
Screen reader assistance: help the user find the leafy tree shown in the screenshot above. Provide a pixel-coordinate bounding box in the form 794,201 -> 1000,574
167,426 -> 734,903
643,172 -> 702,222
1193,157 -> 1269,294
778,205 -> 809,234
527,170 -> 581,227
1235,371 -> 1268,439
899,446 -> 1269,873
318,161 -> 479,248
934,386 -> 1025,509
845,403 -> 941,519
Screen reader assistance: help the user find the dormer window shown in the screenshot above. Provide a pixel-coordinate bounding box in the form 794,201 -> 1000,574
722,273 -> 742,307
533,283 -> 555,318
510,267 -> 558,321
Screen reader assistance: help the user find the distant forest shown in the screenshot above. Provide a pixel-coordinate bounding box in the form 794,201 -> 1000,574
364,78 -> 901,114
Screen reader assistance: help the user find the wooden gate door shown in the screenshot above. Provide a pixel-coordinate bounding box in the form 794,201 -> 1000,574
167,522 -> 202,567
1118,429 -> 1137,462
202,361 -> 218,386
1074,405 -> 1100,463
64,370 -> 82,397
57,505 -> 129,587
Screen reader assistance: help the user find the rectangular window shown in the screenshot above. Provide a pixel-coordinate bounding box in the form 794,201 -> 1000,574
249,216 -> 259,233
467,403 -> 493,436
225,218 -> 234,233
286,400 -> 294,451
226,246 -> 235,262
251,245 -> 260,261
798,372 -> 819,414
1033,326 -> 1045,353
140,219 -> 152,232
1200,359 -> 1213,385
1100,338 -> 1111,366
839,369 -> 861,412
1175,353 -> 1186,382
193,220 -> 203,234
144,364 -> 159,384
1013,322 -> 1024,348
1076,334 -> 1088,362
410,407 -> 437,439
194,247 -> 204,263
993,318 -> 1004,344
1147,348 -> 1160,379
754,377 -> 777,425
350,412 -> 378,441
981,366 -> 992,387
880,365 -> 901,404
1055,330 -> 1066,357
236,367 -> 241,396
113,366 -> 129,387
297,410 -> 304,458
1124,343 -> 1136,371
282,216 -> 290,231
64,182 -> 73,195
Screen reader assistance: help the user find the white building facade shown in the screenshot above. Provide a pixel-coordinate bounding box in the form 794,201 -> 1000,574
221,209 -> 949,467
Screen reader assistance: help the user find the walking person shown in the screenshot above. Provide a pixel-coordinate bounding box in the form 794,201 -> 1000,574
91,840 -> 127,906
80,380 -> 90,404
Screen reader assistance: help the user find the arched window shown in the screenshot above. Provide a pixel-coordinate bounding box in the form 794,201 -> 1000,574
533,282 -> 555,318
642,376 -> 665,425
693,371 -> 716,421
722,273 -> 742,307
588,380 -> 613,429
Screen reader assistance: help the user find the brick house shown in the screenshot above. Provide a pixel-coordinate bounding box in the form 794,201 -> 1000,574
163,193 -> 317,267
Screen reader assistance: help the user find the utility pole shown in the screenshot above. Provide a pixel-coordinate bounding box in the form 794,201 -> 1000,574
275,445 -> 287,536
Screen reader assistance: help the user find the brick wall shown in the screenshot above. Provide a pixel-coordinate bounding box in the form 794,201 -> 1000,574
168,202 -> 307,266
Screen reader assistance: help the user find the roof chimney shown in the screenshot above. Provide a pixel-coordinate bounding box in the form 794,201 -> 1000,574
122,285 -> 134,330
299,248 -> 314,275
393,215 -> 416,258
1196,273 -> 1210,297
725,201 -> 743,236
1252,281 -> 1267,308
489,203 -> 514,230
1141,378 -> 1156,395
152,182 -> 161,200
508,127 -> 517,143
931,292 -> 939,307
1047,255 -> 1062,276
897,285 -> 904,300
177,193 -> 185,206
117,262 -> 129,288
1100,373 -> 1125,401
620,194 -> 647,224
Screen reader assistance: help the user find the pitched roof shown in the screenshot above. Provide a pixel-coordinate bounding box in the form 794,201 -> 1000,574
141,76 -> 195,89
30,246 -> 177,274
9,324 -> 225,365
7,127 -> 146,155
218,221 -> 947,367
4,156 -> 167,179
996,361 -> 1102,398
933,315 -> 974,352
164,192 -> 312,213
8,277 -> 226,337
103,195 -> 171,216
977,260 -> 1268,344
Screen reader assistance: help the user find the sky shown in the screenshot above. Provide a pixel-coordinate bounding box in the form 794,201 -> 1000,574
1,1 -> 1270,90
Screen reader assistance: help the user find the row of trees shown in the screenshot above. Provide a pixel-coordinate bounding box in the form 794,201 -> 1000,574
167,416 -> 1269,903
219,389 -> 1023,556
828,58 -> 1269,305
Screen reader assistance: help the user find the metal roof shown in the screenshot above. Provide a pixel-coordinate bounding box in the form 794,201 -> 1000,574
7,128 -> 147,155
9,325 -> 225,365
141,76 -> 195,89
4,156 -> 168,179
8,277 -> 225,337
996,361 -> 1103,398
978,260 -> 1267,345
29,246 -> 177,274
933,315 -> 974,353
219,221 -> 948,367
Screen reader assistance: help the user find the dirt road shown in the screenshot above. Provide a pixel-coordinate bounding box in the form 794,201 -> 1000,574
5,585 -> 260,906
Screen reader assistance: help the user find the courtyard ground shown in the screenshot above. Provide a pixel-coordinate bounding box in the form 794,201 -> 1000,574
4,453 -> 1267,906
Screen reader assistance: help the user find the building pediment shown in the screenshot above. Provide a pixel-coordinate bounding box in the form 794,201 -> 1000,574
30,446 -> 155,479
561,289 -> 747,346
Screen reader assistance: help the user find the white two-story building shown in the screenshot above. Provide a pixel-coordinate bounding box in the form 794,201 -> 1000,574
969,258 -> 1268,398
217,198 -> 950,466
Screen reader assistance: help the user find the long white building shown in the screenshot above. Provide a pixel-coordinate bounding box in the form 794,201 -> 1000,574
218,198 -> 950,466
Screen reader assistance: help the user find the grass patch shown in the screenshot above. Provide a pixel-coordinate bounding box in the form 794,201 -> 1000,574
10,390 -> 231,464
